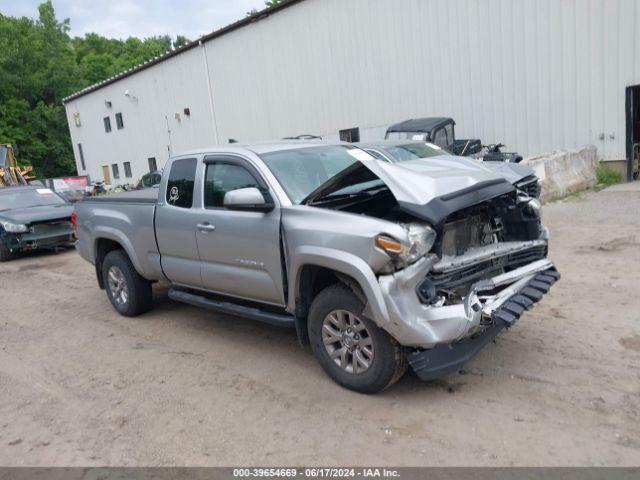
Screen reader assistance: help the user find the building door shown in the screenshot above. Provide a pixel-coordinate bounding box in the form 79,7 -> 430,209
102,165 -> 111,184
625,85 -> 640,181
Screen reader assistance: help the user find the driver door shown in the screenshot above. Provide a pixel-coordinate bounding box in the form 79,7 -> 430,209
194,155 -> 285,306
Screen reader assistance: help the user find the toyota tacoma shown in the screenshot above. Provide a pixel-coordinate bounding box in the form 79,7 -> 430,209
74,142 -> 559,393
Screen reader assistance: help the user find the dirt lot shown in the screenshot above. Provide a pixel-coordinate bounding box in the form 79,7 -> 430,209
1,184 -> 639,467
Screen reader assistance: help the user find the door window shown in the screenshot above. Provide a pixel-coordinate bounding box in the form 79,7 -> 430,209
166,158 -> 197,208
204,163 -> 261,208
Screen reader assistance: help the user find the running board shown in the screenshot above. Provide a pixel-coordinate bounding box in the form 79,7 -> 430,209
168,288 -> 295,328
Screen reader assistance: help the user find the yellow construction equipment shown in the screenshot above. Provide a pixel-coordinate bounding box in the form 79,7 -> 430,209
0,144 -> 35,188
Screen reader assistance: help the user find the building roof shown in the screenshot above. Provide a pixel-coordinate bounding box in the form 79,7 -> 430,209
62,0 -> 304,104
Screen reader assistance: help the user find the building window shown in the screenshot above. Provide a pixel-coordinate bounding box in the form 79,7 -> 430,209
148,157 -> 157,172
103,116 -> 111,133
116,112 -> 124,130
112,163 -> 120,179
124,161 -> 132,178
166,158 -> 197,208
339,127 -> 360,143
78,143 -> 85,170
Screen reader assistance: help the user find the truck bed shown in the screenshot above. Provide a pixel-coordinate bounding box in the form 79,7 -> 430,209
74,189 -> 163,281
82,188 -> 158,203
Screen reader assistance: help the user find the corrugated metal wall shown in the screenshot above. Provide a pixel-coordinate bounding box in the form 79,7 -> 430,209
204,0 -> 640,159
64,47 -> 215,184
65,0 -> 640,184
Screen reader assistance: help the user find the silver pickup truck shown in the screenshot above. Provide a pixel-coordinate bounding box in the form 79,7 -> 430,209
74,141 -> 559,393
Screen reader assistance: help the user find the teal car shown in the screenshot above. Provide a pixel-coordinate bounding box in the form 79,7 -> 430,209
0,186 -> 75,261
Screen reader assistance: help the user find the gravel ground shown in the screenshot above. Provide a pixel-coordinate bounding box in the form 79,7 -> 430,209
0,184 -> 639,466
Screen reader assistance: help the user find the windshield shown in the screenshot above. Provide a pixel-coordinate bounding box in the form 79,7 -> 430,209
385,132 -> 428,141
385,142 -> 449,162
0,188 -> 66,211
259,145 -> 375,204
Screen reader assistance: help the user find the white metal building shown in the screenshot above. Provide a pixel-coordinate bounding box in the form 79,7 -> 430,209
63,0 -> 640,186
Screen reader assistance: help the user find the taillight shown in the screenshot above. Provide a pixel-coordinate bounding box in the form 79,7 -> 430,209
71,211 -> 78,238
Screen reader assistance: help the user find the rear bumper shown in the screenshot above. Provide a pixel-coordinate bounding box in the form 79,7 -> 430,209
406,266 -> 560,380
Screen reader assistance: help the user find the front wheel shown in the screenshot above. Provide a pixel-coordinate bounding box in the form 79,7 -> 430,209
308,284 -> 406,393
102,250 -> 153,317
0,242 -> 15,262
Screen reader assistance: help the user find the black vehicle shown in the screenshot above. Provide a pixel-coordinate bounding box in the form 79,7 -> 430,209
0,186 -> 75,261
136,171 -> 162,190
385,117 -> 522,162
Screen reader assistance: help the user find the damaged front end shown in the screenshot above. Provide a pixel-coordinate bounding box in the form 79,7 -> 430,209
305,158 -> 558,380
1,219 -> 75,254
376,190 -> 559,380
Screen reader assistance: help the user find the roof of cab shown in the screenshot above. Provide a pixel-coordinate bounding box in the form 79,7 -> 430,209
172,140 -> 352,158
385,117 -> 453,134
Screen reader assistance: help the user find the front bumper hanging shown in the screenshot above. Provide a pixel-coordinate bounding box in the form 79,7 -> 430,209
406,266 -> 560,381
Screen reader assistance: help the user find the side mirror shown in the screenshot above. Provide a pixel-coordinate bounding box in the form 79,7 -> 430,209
223,187 -> 274,212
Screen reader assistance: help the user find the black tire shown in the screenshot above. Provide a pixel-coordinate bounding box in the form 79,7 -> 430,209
0,242 -> 15,262
102,249 -> 153,317
308,283 -> 406,393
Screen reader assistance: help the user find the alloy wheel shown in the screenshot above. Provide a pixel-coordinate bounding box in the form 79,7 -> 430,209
322,309 -> 374,374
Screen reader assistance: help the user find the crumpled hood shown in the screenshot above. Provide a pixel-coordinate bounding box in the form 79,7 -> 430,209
360,156 -> 510,205
0,204 -> 74,225
303,155 -> 516,226
480,160 -> 535,184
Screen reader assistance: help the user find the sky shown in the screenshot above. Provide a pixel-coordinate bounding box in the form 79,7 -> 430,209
0,0 -> 268,40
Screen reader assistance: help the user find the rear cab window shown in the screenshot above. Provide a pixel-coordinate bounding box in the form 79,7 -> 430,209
166,158 -> 197,208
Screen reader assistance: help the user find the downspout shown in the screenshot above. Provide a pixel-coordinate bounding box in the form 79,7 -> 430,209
199,39 -> 220,145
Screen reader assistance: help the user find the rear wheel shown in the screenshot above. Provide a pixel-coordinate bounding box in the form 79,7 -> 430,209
102,250 -> 153,316
308,284 -> 406,393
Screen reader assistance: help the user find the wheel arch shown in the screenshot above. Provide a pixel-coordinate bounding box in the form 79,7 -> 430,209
288,247 -> 390,345
93,231 -> 142,289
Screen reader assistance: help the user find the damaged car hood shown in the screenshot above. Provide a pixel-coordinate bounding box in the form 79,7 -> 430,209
0,204 -> 74,225
304,157 -> 515,226
480,160 -> 535,184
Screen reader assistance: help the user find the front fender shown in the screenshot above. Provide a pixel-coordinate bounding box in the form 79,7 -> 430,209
287,246 -> 390,327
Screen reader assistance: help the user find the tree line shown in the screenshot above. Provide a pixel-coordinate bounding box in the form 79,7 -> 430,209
0,1 -> 190,178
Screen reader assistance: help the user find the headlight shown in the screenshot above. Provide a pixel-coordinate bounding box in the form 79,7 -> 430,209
0,220 -> 28,233
376,223 -> 436,267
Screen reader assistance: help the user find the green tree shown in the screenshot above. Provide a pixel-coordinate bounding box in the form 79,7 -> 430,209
247,0 -> 288,17
0,2 -> 190,178
0,2 -> 79,177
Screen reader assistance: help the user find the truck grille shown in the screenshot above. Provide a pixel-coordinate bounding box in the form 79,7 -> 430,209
30,220 -> 72,234
441,213 -> 496,256
424,244 -> 547,291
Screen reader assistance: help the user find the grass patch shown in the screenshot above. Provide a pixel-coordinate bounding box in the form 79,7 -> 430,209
596,163 -> 622,186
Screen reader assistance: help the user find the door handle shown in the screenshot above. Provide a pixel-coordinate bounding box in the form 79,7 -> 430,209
196,223 -> 216,232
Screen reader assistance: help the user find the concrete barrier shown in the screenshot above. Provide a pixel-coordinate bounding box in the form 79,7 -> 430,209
523,145 -> 598,201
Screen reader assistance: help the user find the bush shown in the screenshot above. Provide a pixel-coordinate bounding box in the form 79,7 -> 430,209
596,164 -> 622,186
